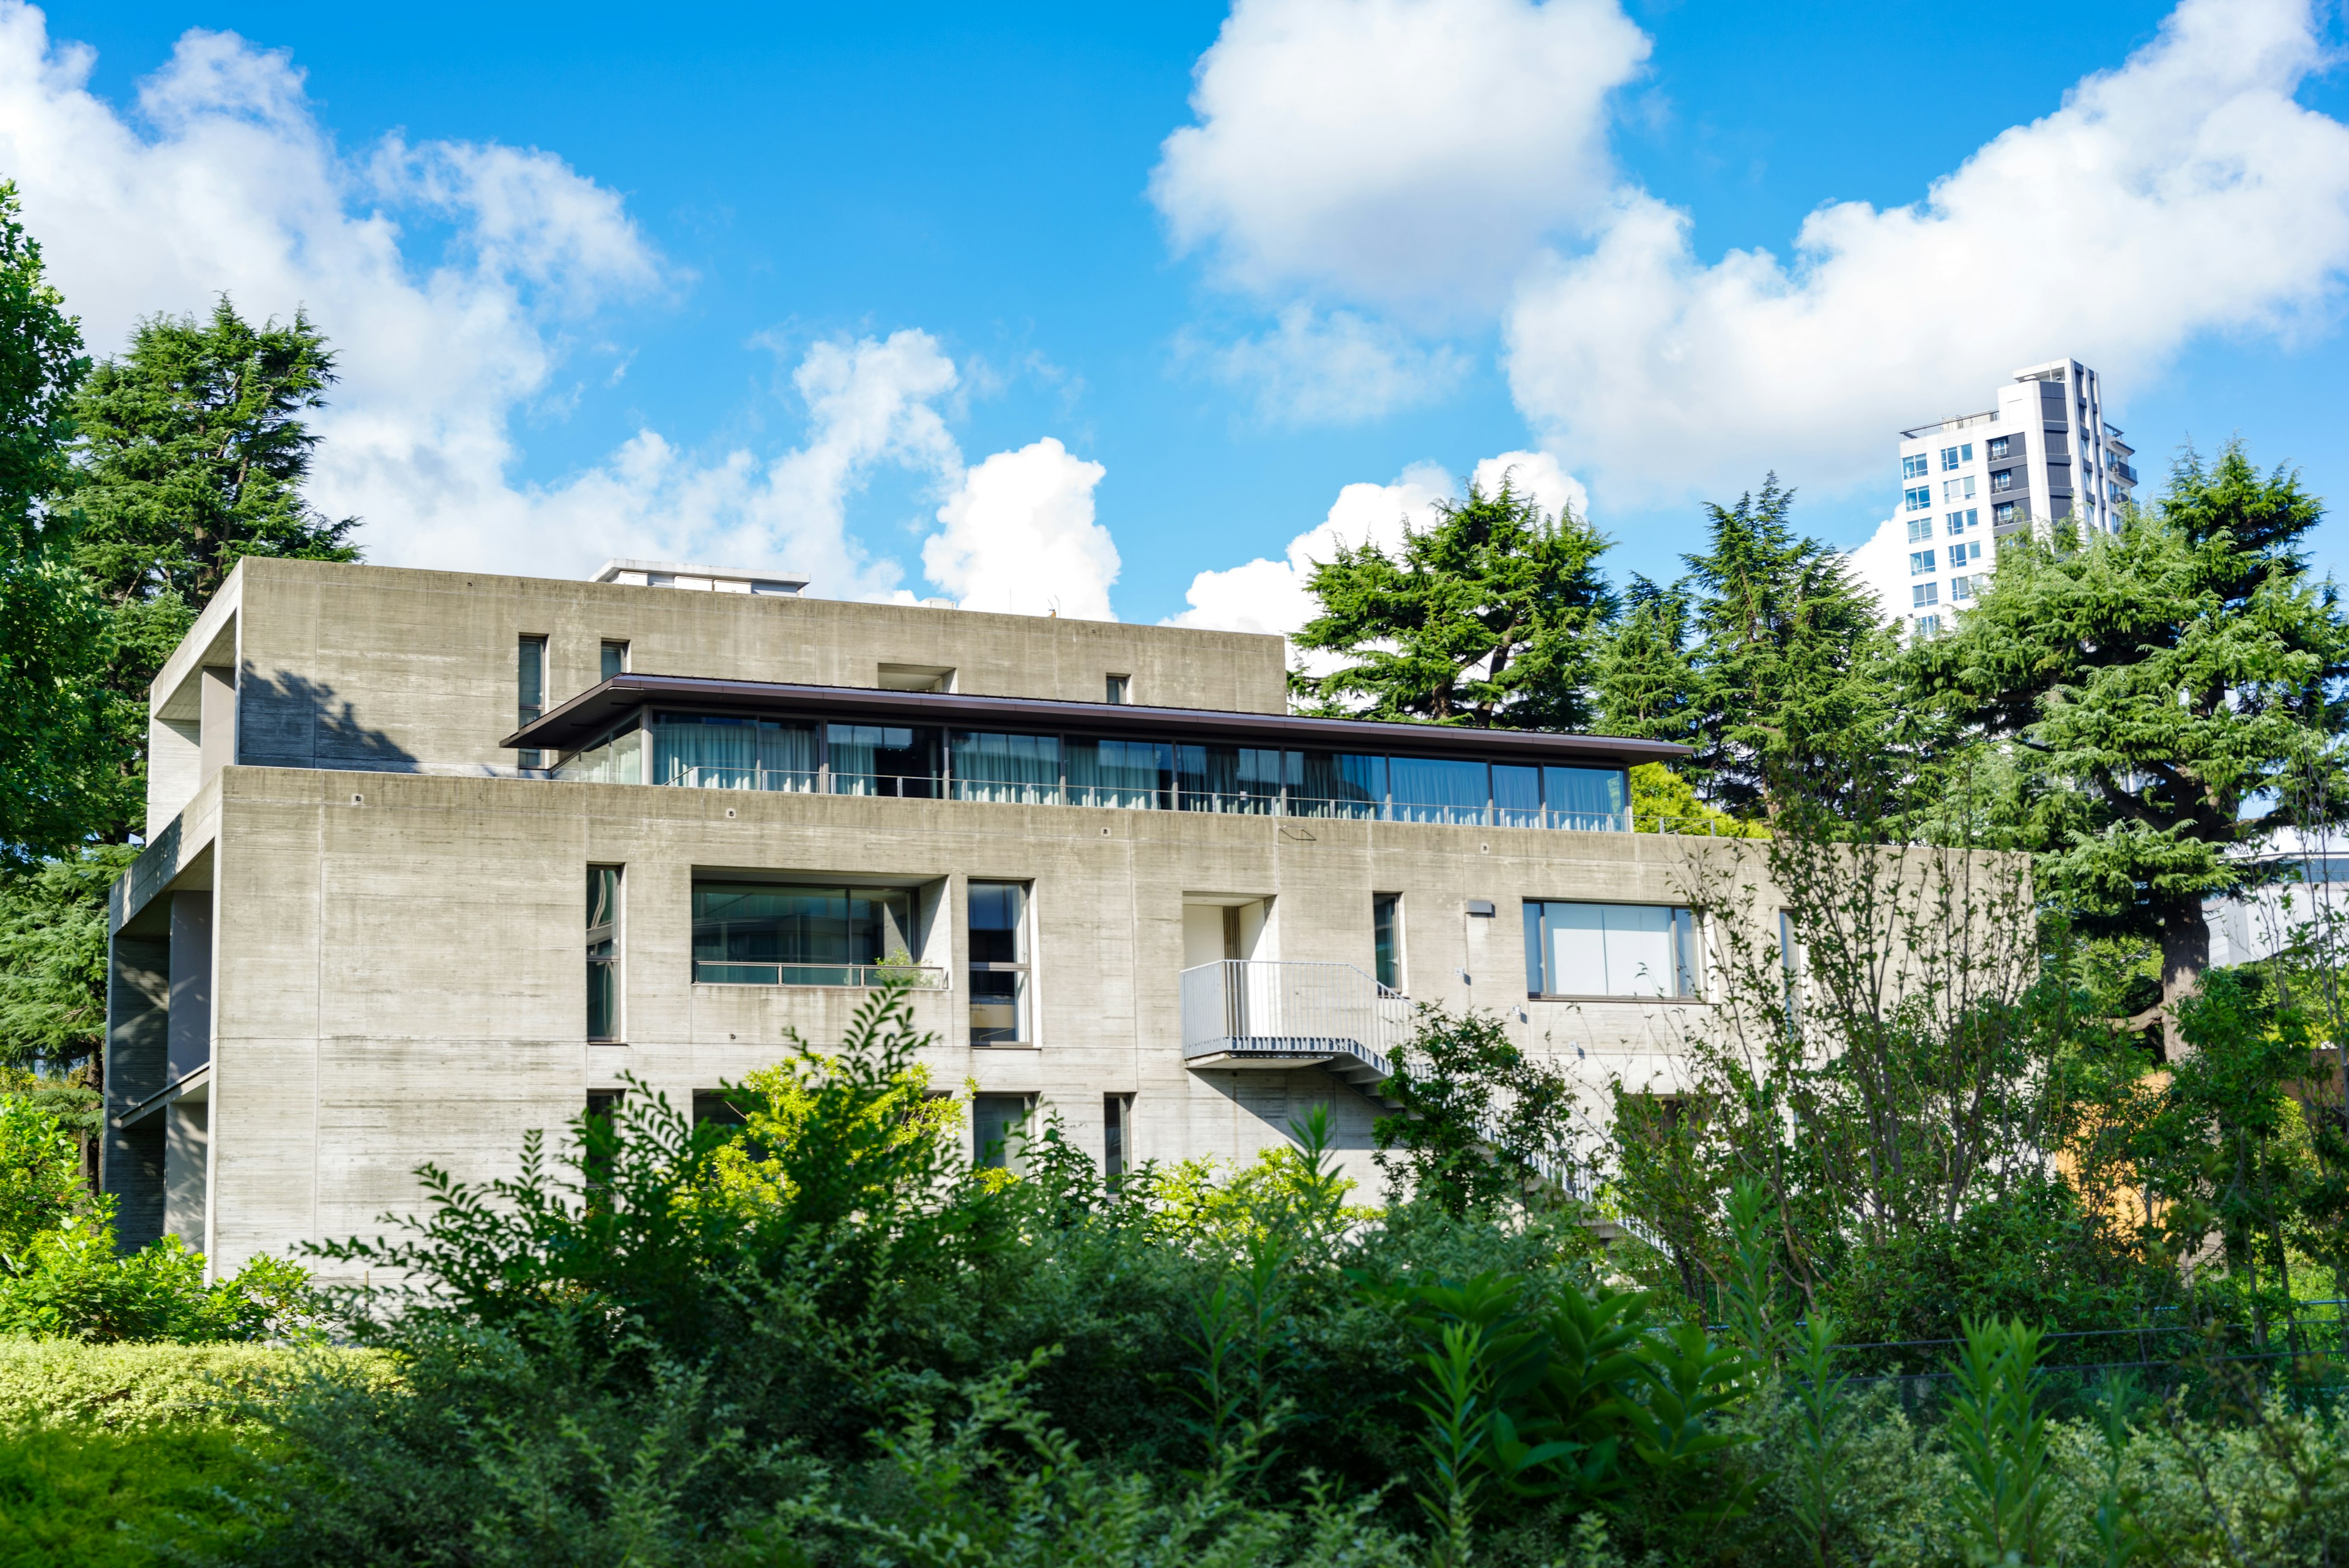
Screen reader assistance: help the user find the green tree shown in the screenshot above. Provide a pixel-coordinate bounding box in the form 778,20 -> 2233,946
1291,475 -> 1615,729
0,180 -> 114,864
0,844 -> 137,1072
1912,443 -> 2349,1046
1675,477 -> 1899,816
1594,576 -> 1694,744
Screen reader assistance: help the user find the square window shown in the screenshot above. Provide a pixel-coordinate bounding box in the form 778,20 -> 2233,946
1912,582 -> 1939,608
1994,501 -> 2019,524
600,641 -> 629,681
1940,446 -> 1959,471
1915,614 -> 1941,637
1905,486 -> 1932,512
1902,453 -> 1931,480
1907,516 -> 1932,543
1987,435 -> 2011,459
1909,550 -> 1935,576
971,1093 -> 1033,1170
1951,576 -> 1973,601
1104,674 -> 1130,705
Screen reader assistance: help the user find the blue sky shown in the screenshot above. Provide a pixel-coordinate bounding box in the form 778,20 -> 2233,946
19,0 -> 2349,628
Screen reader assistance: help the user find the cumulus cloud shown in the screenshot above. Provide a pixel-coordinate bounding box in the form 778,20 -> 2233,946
1171,451 -> 1593,643
1195,303 -> 1470,425
924,438 -> 1118,620
0,5 -> 1103,606
1504,0 -> 2349,503
1151,0 -> 1649,315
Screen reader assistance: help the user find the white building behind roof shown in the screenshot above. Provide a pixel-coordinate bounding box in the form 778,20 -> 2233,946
1850,358 -> 2140,639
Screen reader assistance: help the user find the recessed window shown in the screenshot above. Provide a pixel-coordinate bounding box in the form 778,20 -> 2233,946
1105,674 -> 1130,705
601,641 -> 629,681
1987,435 -> 2011,459
691,882 -> 920,986
587,866 -> 622,1042
972,1093 -> 1032,1170
1523,901 -> 1701,999
1373,893 -> 1402,992
1994,501 -> 2021,525
1991,469 -> 2016,492
1104,1094 -> 1132,1184
828,724 -> 940,798
969,882 -> 1030,1044
692,1091 -> 746,1128
518,635 -> 547,768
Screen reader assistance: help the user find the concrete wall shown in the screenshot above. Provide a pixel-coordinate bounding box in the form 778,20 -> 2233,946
196,559 -> 1285,792
157,763 -> 1759,1277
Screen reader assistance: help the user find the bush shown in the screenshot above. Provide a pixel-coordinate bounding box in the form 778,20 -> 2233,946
0,1420 -> 272,1566
0,1339 -> 386,1430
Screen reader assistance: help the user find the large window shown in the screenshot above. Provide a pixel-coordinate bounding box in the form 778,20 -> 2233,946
1067,737 -> 1172,809
587,866 -> 622,1041
972,1093 -> 1032,1169
517,635 -> 547,769
951,730 -> 1061,804
1176,744 -> 1286,814
692,882 -> 919,986
1947,541 -> 1980,569
1946,508 -> 1978,535
968,882 -> 1030,1044
1523,901 -> 1701,999
654,713 -> 815,791
1943,475 -> 1975,502
1389,757 -> 1490,825
1291,752 -> 1386,818
828,724 -> 939,797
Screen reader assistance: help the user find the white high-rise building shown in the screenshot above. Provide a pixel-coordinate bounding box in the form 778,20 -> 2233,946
1854,358 -> 2140,638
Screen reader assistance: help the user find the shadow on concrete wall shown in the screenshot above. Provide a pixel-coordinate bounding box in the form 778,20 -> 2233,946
241,669 -> 418,770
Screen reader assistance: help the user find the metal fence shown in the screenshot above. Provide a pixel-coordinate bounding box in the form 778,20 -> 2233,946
1178,959 -> 1414,1066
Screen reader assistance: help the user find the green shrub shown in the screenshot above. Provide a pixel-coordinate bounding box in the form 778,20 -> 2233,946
0,1339 -> 388,1430
0,1420 -> 271,1565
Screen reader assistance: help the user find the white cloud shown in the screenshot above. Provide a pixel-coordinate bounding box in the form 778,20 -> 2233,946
1168,458 -> 1449,639
1151,0 -> 1650,315
1505,0 -> 2349,504
0,6 -> 1103,606
1845,515 -> 1917,627
1197,303 -> 1470,424
1469,448 -> 1588,522
924,438 -> 1118,620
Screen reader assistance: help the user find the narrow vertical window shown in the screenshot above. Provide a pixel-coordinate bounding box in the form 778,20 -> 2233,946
587,866 -> 622,1042
1104,674 -> 1129,705
517,634 -> 547,768
601,640 -> 629,681
1372,893 -> 1402,992
968,882 -> 1030,1044
1104,1094 -> 1132,1184
583,1089 -> 623,1193
1778,910 -> 1804,1032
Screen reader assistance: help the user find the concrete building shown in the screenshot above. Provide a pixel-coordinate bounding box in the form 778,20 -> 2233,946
105,556 -> 1779,1278
1855,357 -> 2141,639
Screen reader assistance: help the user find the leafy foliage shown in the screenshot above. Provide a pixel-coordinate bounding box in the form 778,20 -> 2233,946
1292,475 -> 1615,729
1370,1003 -> 1580,1216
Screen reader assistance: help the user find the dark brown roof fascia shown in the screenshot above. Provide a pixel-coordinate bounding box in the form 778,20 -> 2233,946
500,674 -> 1689,767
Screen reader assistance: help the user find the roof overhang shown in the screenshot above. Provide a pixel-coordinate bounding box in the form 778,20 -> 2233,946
501,674 -> 1689,768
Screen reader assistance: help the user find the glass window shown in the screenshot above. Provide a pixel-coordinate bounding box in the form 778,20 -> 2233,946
1951,576 -> 1973,601
559,716 -> 645,786
1909,550 -> 1935,575
1389,757 -> 1489,825
600,641 -> 628,681
1915,614 -> 1941,637
587,866 -> 621,1041
1902,453 -> 1929,479
950,731 -> 1061,804
1103,1094 -> 1131,1183
1176,745 -> 1283,814
1545,765 -> 1627,831
1905,486 -> 1931,512
1907,515 -> 1932,543
691,882 -> 918,985
1994,502 -> 2019,524
1066,737 -> 1171,809
1292,752 -> 1386,819
969,881 -> 1030,1044
972,1093 -> 1031,1170
653,713 -> 816,791
1493,765 -> 1542,828
1523,901 -> 1700,998
1104,674 -> 1129,705
1987,435 -> 2011,459
517,635 -> 547,768
1991,469 -> 2016,492
1373,893 -> 1401,992
1959,442 -> 1973,463
1940,446 -> 1958,470
1912,582 -> 1939,608
828,724 -> 938,798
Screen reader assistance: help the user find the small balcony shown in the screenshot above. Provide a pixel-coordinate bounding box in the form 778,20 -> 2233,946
1179,959 -> 1412,1090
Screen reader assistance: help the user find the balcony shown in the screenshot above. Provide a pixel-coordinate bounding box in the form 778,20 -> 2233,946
1179,959 -> 1412,1088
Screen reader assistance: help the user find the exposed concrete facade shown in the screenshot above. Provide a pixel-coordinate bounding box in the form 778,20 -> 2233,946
109,558 -> 1772,1278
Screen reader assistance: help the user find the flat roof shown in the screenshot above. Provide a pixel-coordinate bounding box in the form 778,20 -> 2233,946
593,559 -> 809,592
502,674 -> 1689,767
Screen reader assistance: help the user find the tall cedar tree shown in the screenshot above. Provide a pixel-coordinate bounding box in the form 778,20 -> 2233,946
69,299 -> 359,834
1911,442 -> 2349,1050
1291,475 -> 1614,728
1605,478 -> 1895,815
0,181 -> 113,866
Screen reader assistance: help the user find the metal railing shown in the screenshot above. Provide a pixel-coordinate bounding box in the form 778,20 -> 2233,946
692,960 -> 949,989
1179,959 -> 1416,1068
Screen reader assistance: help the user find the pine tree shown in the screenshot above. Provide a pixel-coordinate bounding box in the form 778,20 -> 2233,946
1913,442 -> 2349,1052
0,181 -> 115,864
1595,576 -> 1695,743
1292,475 -> 1615,729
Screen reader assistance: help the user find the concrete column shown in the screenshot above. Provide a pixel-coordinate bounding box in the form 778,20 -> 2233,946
168,891 -> 212,1081
102,935 -> 171,1251
163,1099 -> 209,1254
198,665 -> 236,779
